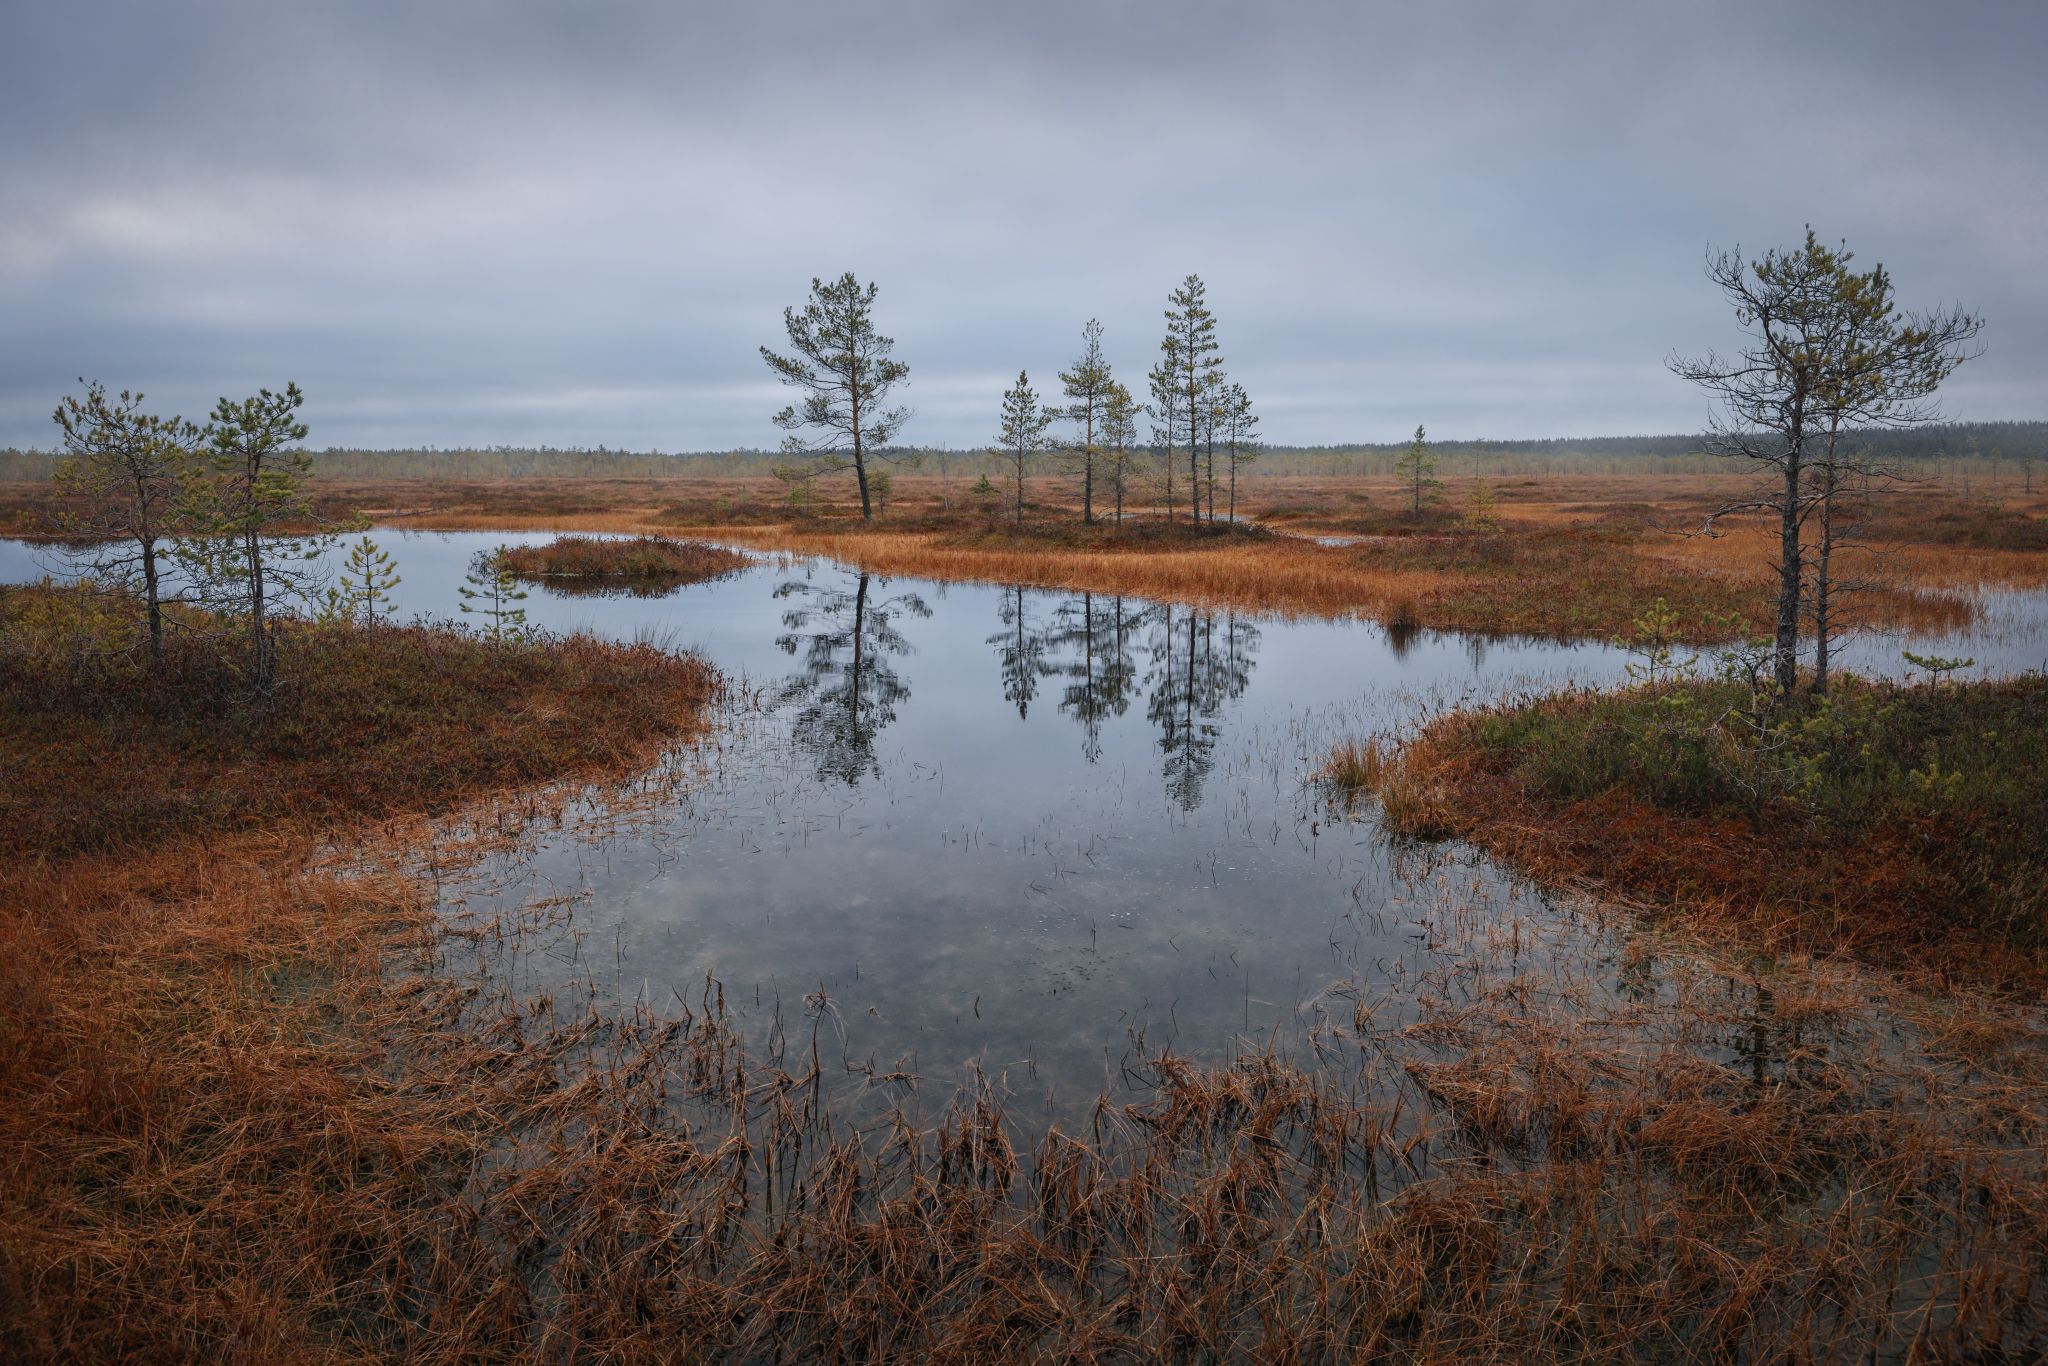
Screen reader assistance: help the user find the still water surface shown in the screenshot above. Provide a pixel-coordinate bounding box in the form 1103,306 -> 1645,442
5,531 -> 2043,1120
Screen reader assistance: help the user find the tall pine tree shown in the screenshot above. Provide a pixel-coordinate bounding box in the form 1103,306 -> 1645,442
1159,275 -> 1222,524
760,273 -> 911,522
996,370 -> 1053,526
1058,319 -> 1115,524
1220,383 -> 1258,524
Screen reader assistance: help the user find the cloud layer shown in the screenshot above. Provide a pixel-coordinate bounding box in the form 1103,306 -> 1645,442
3,1 -> 2042,449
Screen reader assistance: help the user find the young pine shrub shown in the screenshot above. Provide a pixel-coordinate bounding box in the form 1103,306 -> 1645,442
458,546 -> 530,642
319,533 -> 402,628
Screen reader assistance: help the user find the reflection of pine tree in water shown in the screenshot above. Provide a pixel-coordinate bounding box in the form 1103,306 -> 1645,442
1144,604 -> 1261,809
1044,592 -> 1144,762
774,572 -> 929,784
982,587 -> 1259,798
988,586 -> 1056,718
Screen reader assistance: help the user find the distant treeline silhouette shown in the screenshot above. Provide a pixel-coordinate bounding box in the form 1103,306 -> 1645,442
2,420 -> 2042,482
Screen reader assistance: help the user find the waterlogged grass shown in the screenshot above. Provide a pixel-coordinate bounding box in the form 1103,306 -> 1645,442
496,534 -> 748,588
1370,675 -> 2048,979
1321,736 -> 1390,805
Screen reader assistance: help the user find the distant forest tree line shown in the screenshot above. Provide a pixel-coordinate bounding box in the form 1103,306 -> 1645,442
7,420 -> 2041,489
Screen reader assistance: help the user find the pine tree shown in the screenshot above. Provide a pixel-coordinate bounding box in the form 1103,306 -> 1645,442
49,382 -> 203,666
1146,335 -> 1181,521
459,547 -> 530,642
996,370 -> 1053,526
1101,381 -> 1140,525
760,273 -> 911,522
180,383 -> 337,694
1058,319 -> 1115,524
1220,383 -> 1258,524
1395,424 -> 1439,514
323,534 -> 402,627
1671,230 -> 1981,695
1155,275 -> 1221,523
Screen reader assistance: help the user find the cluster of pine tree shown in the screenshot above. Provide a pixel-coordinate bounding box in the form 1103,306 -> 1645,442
762,272 -> 1263,526
995,276 -> 1261,526
43,381 -> 434,693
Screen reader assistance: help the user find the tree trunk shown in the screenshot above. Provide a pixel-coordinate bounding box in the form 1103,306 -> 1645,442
1774,444 -> 1803,698
1205,434 -> 1216,523
851,381 -> 872,521
1813,512 -> 1833,696
1082,409 -> 1095,524
1162,429 -> 1174,524
140,535 -> 163,665
247,522 -> 271,695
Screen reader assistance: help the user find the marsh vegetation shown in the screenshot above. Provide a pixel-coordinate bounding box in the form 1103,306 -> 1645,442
3,243 -> 2046,1360
495,534 -> 750,595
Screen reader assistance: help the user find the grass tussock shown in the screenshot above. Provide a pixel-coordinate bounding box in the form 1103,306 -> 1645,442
495,534 -> 749,588
1321,737 -> 1390,806
1364,674 -> 2048,983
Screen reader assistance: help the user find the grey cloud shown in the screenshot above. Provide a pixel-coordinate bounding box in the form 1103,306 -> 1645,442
1,1 -> 2042,449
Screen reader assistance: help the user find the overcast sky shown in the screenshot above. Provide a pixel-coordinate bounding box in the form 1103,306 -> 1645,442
2,1 -> 2042,451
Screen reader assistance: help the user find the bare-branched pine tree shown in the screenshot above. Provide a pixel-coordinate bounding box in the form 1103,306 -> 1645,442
1670,230 -> 1980,696
760,273 -> 912,522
